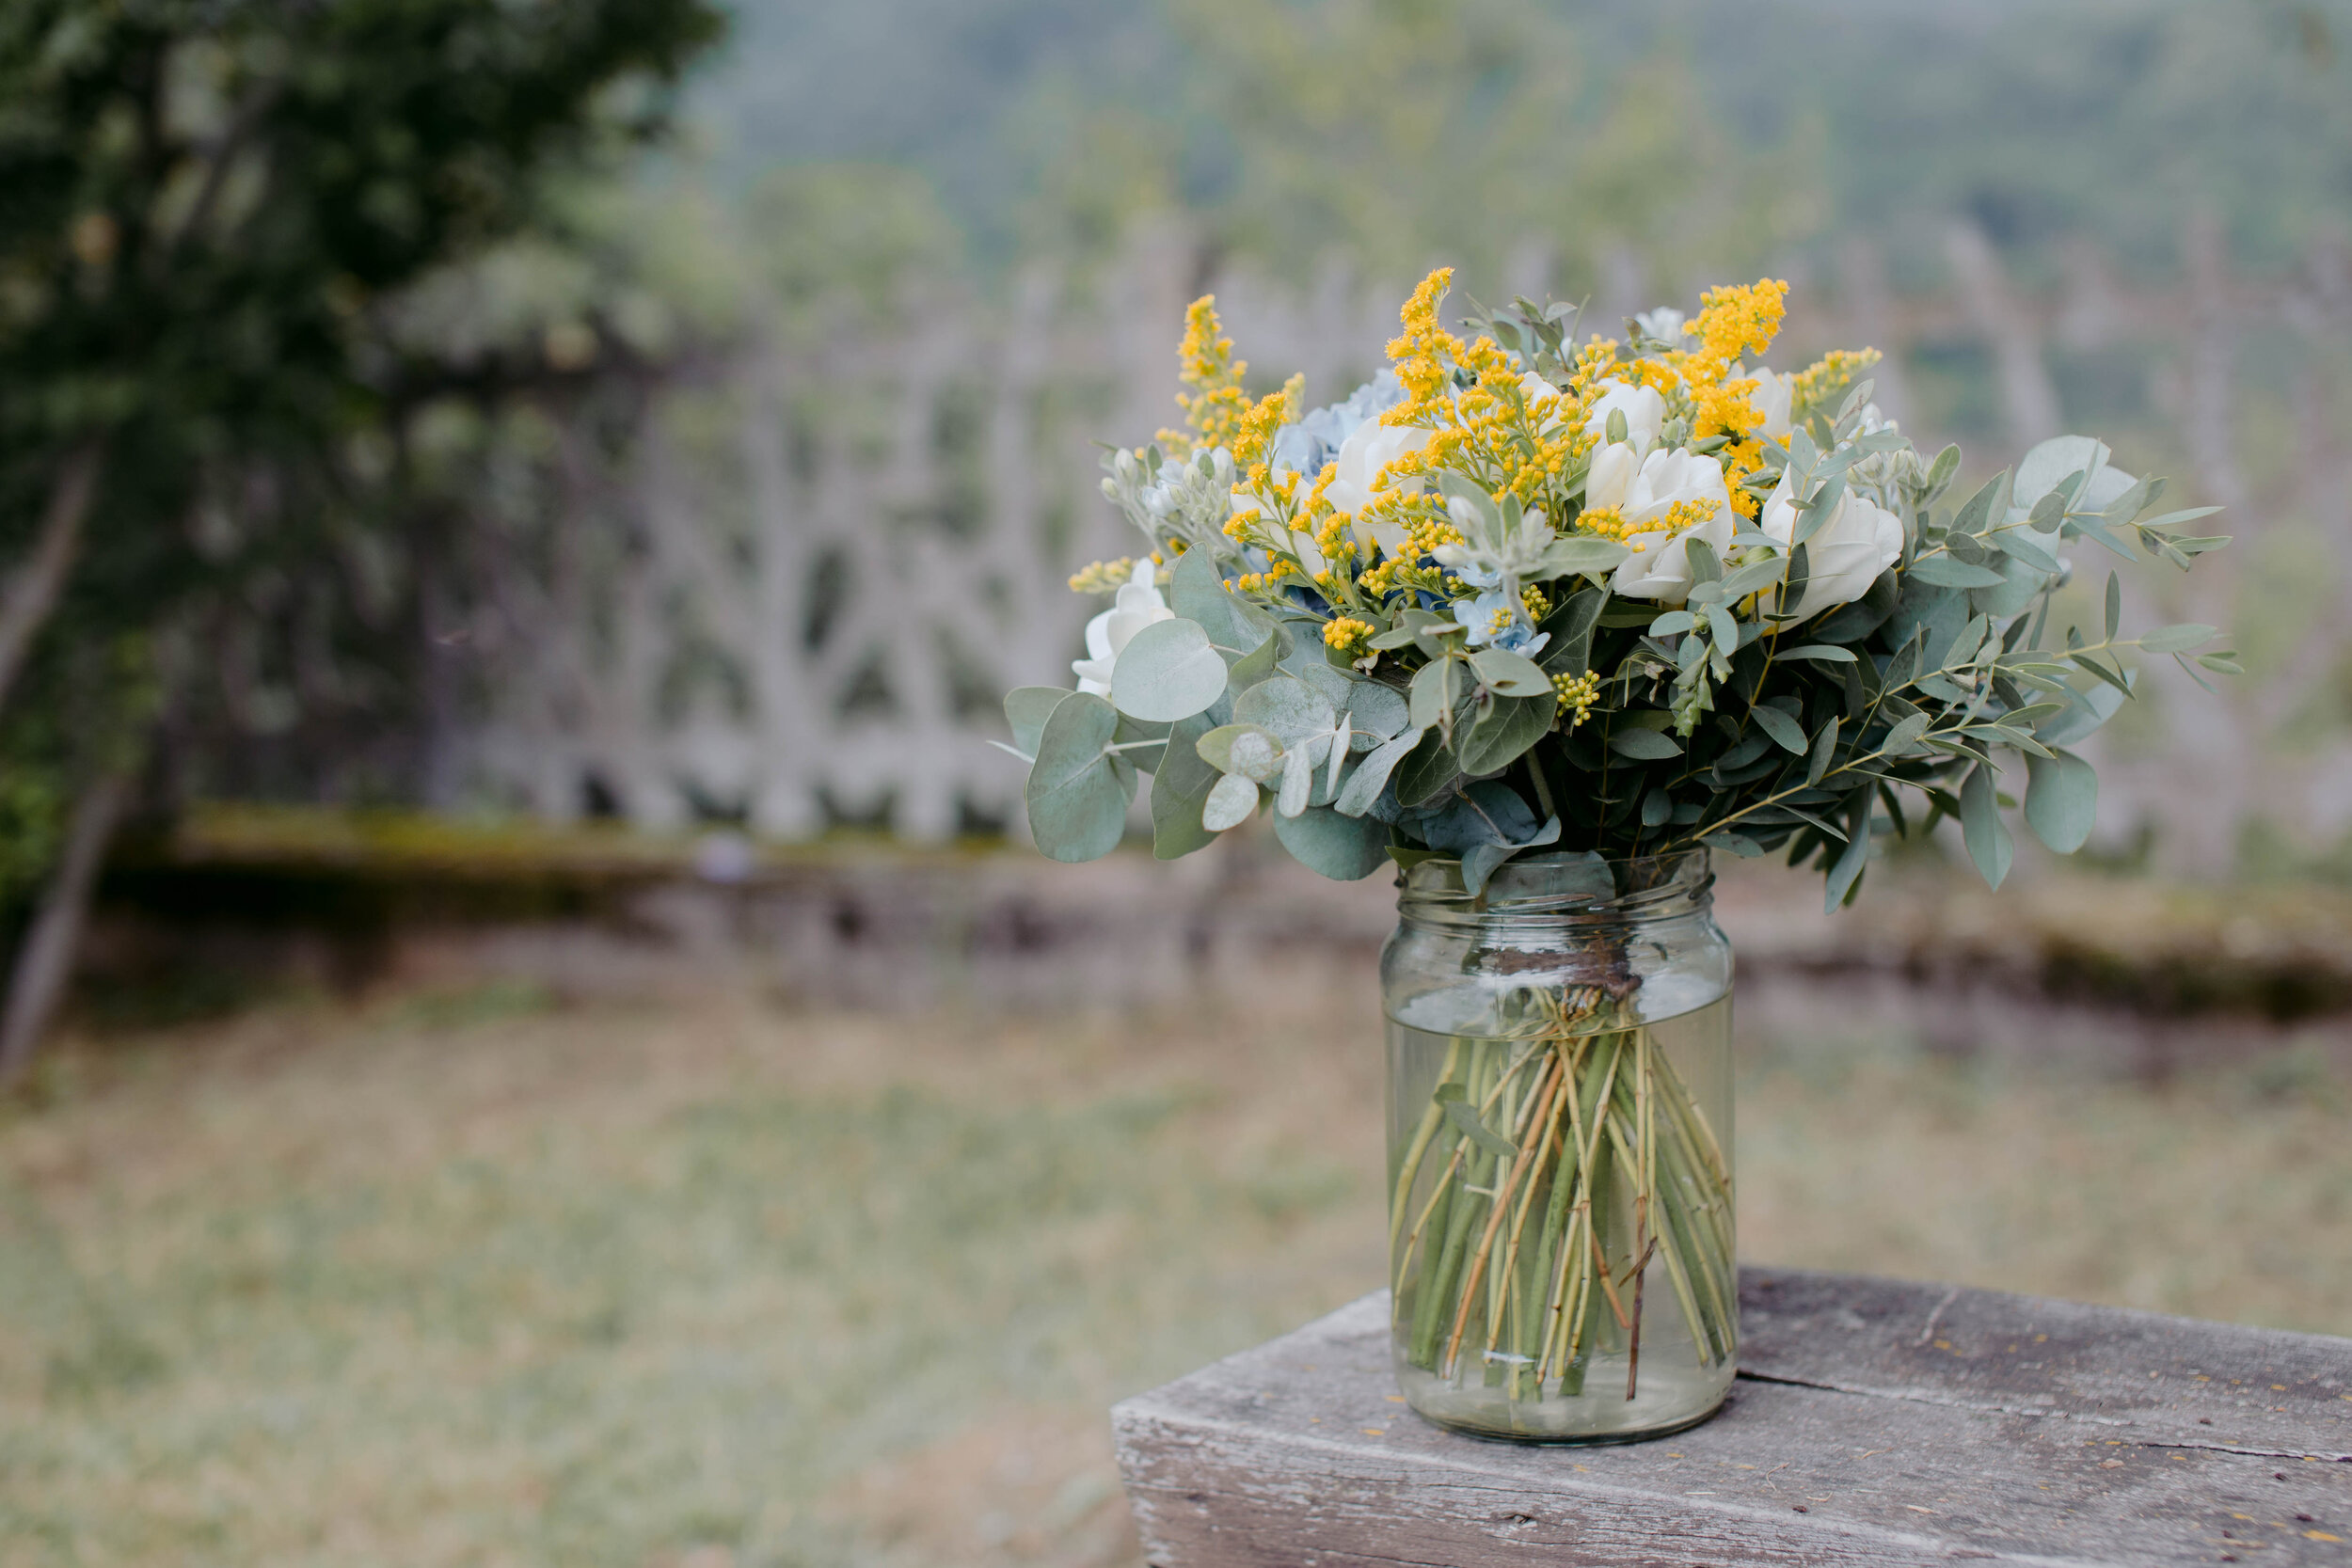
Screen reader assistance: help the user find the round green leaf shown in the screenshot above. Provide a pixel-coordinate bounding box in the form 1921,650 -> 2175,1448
1232,674 -> 1336,744
1111,617 -> 1229,722
1272,804 -> 1390,880
1024,693 -> 1129,863
1201,771 -> 1259,832
1150,712 -> 1224,860
1003,686 -> 1073,760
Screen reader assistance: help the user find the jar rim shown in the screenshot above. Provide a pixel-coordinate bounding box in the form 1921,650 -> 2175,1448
1395,847 -> 1712,923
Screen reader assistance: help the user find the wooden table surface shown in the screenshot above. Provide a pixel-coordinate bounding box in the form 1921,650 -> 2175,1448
1114,1267 -> 2352,1566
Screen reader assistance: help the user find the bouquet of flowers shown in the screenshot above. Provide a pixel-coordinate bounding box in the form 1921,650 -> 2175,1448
1001,270 -> 2230,1428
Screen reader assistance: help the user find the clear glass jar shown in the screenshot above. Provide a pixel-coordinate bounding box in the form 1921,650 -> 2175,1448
1381,849 -> 1735,1443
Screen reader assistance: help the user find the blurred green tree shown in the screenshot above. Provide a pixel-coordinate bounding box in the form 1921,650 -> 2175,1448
0,0 -> 725,1078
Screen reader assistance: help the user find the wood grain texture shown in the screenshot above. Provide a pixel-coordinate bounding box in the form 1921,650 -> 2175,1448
1113,1268 -> 2352,1567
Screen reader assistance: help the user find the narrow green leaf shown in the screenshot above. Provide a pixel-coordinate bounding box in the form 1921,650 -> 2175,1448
2024,748 -> 2097,854
2104,571 -> 2121,641
1607,727 -> 1683,760
1443,1098 -> 1518,1161
1752,704 -> 1808,755
2135,623 -> 2218,654
1906,555 -> 2009,590
1959,763 -> 2013,891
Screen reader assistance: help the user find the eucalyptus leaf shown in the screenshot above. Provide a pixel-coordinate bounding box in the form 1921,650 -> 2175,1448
1393,727 -> 1457,807
1025,693 -> 1130,863
2136,623 -> 2218,654
1470,646 -> 1553,698
1905,555 -> 2009,590
1408,657 -> 1454,733
2024,747 -> 2098,853
1277,744 -> 1316,817
1273,803 -> 1390,880
1111,617 -> 1229,722
1534,535 -> 1631,579
1200,771 -> 1260,832
1150,712 -> 1224,859
1197,722 -> 1286,783
1442,1098 -> 1518,1161
1168,547 -> 1273,654
1233,674 -> 1337,744
1457,692 -> 1554,774
1607,727 -> 1682,760
1335,726 -> 1426,817
1003,686 -> 1073,761
1959,762 -> 2013,891
1821,792 -> 1871,911
1752,704 -> 1808,754
2034,677 -> 2128,747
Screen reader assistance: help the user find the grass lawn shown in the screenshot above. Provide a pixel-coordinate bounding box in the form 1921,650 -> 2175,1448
1,975 -> 2345,1567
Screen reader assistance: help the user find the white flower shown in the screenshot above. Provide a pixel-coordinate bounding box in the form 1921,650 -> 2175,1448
1585,440 -> 1642,512
1607,449 -> 1738,604
1634,307 -> 1686,342
1327,418 -> 1431,557
1751,368 -> 1794,441
1518,371 -> 1565,432
1760,470 -> 1904,619
1581,380 -> 1665,454
1072,559 -> 1173,694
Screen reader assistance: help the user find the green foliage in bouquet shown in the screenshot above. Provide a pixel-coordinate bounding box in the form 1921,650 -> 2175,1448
1003,270 -> 2233,907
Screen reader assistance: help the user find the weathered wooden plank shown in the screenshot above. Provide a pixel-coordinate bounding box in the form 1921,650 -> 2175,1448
1113,1271 -> 2352,1567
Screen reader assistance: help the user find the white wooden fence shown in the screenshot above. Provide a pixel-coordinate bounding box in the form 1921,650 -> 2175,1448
426,216 -> 2352,868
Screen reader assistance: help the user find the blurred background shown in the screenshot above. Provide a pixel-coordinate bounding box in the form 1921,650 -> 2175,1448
2,1 -> 2350,1564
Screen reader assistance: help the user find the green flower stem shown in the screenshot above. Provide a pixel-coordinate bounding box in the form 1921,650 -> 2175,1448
1397,1012 -> 1735,1406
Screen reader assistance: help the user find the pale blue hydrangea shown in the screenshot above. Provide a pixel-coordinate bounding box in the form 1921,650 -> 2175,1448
1270,371 -> 1406,482
1453,588 -> 1549,657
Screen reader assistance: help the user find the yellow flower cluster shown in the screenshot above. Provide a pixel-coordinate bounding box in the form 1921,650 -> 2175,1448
1350,268 -> 1592,589
1577,498 -> 1711,545
1675,278 -> 1789,515
1067,557 -> 1135,594
1789,346 -> 1883,420
1323,617 -> 1375,657
1552,670 -> 1602,729
1157,296 -> 1251,457
1355,512 -> 1467,598
1521,584 -> 1551,622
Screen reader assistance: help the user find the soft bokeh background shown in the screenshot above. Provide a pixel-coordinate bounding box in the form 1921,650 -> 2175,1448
3,2 -> 2351,1564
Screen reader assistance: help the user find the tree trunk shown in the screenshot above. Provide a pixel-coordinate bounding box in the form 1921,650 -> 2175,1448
0,765 -> 134,1085
0,440 -> 103,716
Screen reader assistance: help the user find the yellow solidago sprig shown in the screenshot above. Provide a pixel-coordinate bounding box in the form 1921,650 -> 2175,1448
1675,278 -> 1790,516
1068,558 -> 1137,594
1789,347 -> 1883,428
1357,268 -> 1593,583
1157,296 -> 1251,458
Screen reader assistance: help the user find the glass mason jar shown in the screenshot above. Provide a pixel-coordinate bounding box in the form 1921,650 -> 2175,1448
1381,849 -> 1735,1443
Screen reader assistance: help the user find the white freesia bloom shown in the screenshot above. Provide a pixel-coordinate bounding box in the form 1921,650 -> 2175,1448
1327,418 -> 1431,556
1634,306 -> 1686,342
1581,379 -> 1665,454
1072,559 -> 1173,694
1607,449 -> 1737,604
1760,470 -> 1904,619
1752,367 -> 1794,441
1584,440 -> 1641,512
1518,371 -> 1565,432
